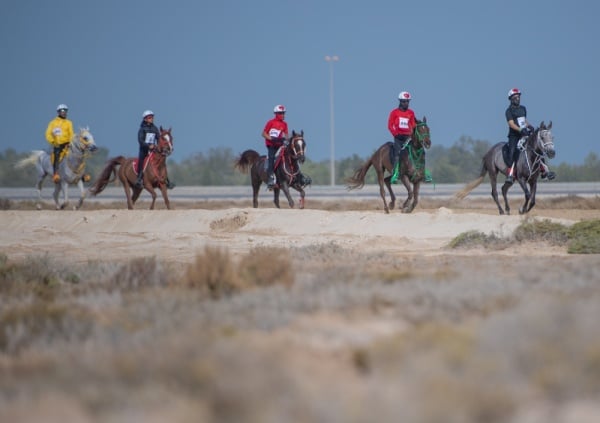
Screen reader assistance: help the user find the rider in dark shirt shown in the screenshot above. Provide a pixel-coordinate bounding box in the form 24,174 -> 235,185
505,88 -> 555,184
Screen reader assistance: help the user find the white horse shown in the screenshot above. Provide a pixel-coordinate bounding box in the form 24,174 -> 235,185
15,127 -> 98,210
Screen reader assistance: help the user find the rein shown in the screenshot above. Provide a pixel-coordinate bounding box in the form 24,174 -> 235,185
521,129 -> 553,181
280,137 -> 304,183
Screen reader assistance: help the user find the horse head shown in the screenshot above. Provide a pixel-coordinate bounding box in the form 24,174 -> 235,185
287,130 -> 306,164
413,116 -> 431,149
75,127 -> 98,152
534,121 -> 555,159
158,126 -> 174,156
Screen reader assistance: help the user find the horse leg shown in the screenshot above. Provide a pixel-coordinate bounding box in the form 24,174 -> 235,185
146,187 -> 158,210
526,181 -> 538,213
159,184 -> 171,209
400,176 -> 413,212
35,176 -> 45,210
488,172 -> 505,215
280,182 -> 295,208
53,182 -> 62,210
408,181 -> 420,213
252,172 -> 261,208
122,177 -> 135,210
519,180 -> 533,214
273,187 -> 281,209
375,170 -> 389,214
384,175 -> 396,210
501,181 -> 513,215
76,179 -> 86,210
296,186 -> 306,209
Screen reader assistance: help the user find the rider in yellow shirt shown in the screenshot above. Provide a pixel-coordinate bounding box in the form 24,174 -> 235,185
45,104 -> 74,182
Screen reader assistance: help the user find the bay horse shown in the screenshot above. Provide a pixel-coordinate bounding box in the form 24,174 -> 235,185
89,127 -> 174,210
346,118 -> 431,213
234,130 -> 311,209
15,127 -> 98,210
455,121 -> 555,215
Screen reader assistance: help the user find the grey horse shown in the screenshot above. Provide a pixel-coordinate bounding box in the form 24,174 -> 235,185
455,121 -> 555,214
15,127 -> 98,210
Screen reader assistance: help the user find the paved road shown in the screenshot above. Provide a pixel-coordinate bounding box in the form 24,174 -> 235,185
1,182 -> 598,203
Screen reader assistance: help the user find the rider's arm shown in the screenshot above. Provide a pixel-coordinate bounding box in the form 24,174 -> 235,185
508,119 -> 521,132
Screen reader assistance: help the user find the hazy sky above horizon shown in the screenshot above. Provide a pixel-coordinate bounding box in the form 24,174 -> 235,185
2,0 -> 599,166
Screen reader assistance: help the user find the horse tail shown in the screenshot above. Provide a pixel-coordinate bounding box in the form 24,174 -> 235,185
234,149 -> 261,173
14,150 -> 44,169
346,158 -> 373,190
454,159 -> 488,200
89,156 -> 125,195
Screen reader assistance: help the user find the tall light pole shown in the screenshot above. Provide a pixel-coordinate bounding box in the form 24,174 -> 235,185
325,55 -> 339,186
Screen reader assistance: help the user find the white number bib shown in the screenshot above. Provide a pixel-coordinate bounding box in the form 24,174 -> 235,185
517,117 -> 526,129
398,117 -> 410,129
268,128 -> 282,138
145,133 -> 156,145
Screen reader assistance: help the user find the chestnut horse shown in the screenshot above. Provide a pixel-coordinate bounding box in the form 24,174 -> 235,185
89,127 -> 174,209
234,130 -> 311,209
346,118 -> 431,213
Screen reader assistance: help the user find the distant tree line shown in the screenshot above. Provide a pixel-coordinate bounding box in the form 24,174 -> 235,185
1,136 -> 599,187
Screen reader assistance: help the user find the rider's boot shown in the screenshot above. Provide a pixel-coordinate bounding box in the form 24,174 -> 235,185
135,170 -> 143,188
506,165 -> 515,184
165,178 -> 176,189
390,152 -> 400,184
267,172 -> 276,189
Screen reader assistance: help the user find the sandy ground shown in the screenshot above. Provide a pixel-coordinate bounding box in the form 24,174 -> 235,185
1,200 -> 597,263
2,198 -> 600,422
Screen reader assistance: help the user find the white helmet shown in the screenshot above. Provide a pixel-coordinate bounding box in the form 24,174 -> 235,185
398,91 -> 411,100
56,104 -> 68,111
142,110 -> 154,118
507,88 -> 521,99
273,104 -> 286,113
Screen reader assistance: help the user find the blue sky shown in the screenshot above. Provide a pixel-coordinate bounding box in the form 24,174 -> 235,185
2,0 -> 599,166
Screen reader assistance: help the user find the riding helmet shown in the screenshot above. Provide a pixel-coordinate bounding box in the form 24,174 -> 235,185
398,91 -> 411,101
273,105 -> 286,113
142,110 -> 154,119
507,88 -> 521,99
56,104 -> 68,112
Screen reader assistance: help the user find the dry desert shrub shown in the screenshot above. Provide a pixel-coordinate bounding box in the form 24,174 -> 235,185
111,256 -> 171,290
183,246 -> 242,298
237,246 -> 293,288
182,246 -> 294,298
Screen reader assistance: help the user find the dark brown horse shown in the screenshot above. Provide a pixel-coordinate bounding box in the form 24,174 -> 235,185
234,130 -> 310,209
346,118 -> 431,213
89,127 -> 174,210
455,121 -> 555,214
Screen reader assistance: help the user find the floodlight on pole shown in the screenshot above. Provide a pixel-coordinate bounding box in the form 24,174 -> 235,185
325,55 -> 339,186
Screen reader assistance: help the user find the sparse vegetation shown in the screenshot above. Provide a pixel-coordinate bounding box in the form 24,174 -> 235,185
449,218 -> 600,254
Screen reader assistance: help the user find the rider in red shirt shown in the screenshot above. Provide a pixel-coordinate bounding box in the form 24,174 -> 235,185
262,104 -> 289,188
387,91 -> 417,183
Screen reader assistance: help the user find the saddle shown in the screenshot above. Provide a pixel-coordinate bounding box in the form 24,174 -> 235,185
501,142 -> 520,168
132,152 -> 156,175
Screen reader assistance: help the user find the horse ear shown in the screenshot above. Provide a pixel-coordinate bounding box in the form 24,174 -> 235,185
292,130 -> 296,136
547,121 -> 552,129
160,125 -> 164,131
300,130 -> 304,136
539,121 -> 545,129
422,116 -> 427,123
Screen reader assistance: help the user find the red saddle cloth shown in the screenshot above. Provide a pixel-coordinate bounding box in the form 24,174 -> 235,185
132,153 -> 154,175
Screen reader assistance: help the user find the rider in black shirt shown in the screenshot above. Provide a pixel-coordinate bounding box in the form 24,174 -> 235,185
505,88 -> 555,184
